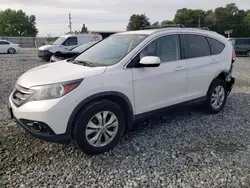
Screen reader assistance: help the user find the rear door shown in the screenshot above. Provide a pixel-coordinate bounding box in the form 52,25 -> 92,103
183,34 -> 220,100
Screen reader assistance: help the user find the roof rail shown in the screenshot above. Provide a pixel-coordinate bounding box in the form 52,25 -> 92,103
198,27 -> 210,30
140,24 -> 185,30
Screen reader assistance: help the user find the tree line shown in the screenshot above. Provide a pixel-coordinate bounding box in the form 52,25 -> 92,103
0,9 -> 38,37
127,3 -> 250,37
1,3 -> 249,37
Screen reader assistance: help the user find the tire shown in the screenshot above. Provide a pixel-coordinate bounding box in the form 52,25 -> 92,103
204,79 -> 228,114
73,100 -> 126,155
8,48 -> 16,54
247,51 -> 250,57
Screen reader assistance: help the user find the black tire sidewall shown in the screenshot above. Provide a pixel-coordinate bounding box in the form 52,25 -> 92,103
73,100 -> 125,155
207,79 -> 228,113
247,51 -> 250,57
8,48 -> 15,54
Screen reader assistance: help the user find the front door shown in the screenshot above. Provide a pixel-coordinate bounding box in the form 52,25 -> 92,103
0,41 -> 9,53
132,34 -> 187,114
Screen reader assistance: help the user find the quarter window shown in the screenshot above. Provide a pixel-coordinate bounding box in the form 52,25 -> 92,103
184,34 -> 211,59
208,37 -> 225,55
139,34 -> 181,63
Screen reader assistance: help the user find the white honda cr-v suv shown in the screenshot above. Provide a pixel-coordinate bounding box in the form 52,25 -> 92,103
8,27 -> 236,154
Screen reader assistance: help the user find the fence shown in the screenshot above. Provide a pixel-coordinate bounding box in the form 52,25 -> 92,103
0,37 -> 46,48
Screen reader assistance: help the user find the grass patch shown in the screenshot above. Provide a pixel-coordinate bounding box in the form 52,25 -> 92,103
215,140 -> 238,153
235,78 -> 250,88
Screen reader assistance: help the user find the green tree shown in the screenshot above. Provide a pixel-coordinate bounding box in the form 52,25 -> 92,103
214,3 -> 246,36
161,20 -> 174,26
0,9 -> 38,37
241,12 -> 250,37
127,14 -> 150,30
174,8 -> 205,27
151,21 -> 160,28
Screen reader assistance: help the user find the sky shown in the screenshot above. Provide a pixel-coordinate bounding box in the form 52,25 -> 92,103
0,0 -> 250,37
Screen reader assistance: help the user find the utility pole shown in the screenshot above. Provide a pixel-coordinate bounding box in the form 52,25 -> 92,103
198,15 -> 201,28
68,13 -> 72,33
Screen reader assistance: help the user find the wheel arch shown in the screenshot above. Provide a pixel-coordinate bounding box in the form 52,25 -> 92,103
66,91 -> 135,137
8,47 -> 16,53
207,71 -> 231,94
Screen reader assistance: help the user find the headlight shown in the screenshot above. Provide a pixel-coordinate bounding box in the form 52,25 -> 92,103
30,79 -> 82,101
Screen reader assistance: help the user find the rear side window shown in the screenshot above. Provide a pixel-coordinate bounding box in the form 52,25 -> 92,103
208,37 -> 225,55
183,34 -> 211,59
0,41 -> 9,45
237,39 -> 250,45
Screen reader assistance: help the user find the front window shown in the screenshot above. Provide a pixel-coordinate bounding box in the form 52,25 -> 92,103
139,34 -> 181,62
0,41 -> 10,45
53,37 -> 66,45
63,37 -> 78,46
74,34 -> 148,66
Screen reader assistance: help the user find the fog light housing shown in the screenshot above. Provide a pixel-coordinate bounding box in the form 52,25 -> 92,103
19,119 -> 55,135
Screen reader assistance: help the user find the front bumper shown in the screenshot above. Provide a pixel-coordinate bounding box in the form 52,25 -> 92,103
227,77 -> 235,94
14,117 -> 70,143
38,50 -> 53,61
8,92 -> 79,143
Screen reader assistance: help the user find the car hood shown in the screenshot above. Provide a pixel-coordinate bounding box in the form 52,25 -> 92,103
39,45 -> 53,51
17,61 -> 107,88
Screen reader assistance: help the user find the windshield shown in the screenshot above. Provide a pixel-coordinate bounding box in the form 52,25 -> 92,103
71,42 -> 97,52
53,36 -> 66,45
75,34 -> 148,66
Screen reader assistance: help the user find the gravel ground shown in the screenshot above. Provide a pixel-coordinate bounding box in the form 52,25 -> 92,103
1,49 -> 250,187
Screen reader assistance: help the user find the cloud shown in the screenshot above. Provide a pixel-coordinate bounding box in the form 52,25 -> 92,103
0,0 -> 250,36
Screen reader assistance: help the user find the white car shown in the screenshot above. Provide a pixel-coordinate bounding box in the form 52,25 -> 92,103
0,40 -> 20,54
9,27 -> 236,154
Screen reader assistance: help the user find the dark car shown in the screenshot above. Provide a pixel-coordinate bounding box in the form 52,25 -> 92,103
229,38 -> 250,57
50,41 -> 98,62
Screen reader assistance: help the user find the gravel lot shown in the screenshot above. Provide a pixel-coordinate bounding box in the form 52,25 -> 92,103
1,49 -> 250,188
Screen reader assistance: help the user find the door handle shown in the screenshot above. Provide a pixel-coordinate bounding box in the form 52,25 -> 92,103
211,59 -> 218,64
175,66 -> 186,71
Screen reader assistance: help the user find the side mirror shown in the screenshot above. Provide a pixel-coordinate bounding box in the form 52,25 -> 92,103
139,56 -> 161,67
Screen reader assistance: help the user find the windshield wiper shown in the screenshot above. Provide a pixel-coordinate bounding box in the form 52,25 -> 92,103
72,60 -> 96,67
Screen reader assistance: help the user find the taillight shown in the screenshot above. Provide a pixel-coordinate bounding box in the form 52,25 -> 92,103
232,47 -> 236,63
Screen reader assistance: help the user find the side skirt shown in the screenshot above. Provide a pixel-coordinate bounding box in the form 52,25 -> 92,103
134,96 -> 207,122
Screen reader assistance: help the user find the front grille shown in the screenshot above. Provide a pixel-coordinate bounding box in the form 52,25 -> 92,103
11,84 -> 35,107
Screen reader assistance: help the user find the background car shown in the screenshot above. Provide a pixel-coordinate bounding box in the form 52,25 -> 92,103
50,41 -> 98,62
229,38 -> 250,57
0,40 -> 20,54
38,34 -> 102,61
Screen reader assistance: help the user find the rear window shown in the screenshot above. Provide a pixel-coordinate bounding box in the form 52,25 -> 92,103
183,34 -> 211,59
208,37 -> 225,55
237,39 -> 250,45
